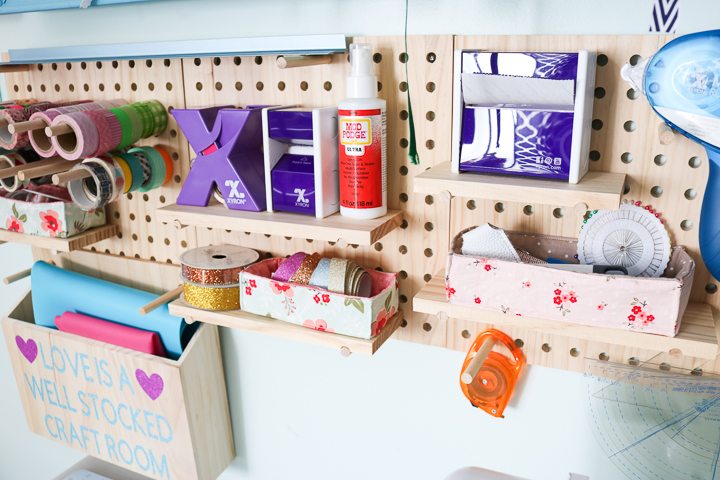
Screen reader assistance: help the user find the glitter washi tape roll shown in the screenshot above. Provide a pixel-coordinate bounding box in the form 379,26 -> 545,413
67,162 -> 113,210
129,146 -> 165,192
154,146 -> 174,184
328,258 -> 349,294
145,100 -> 167,136
181,275 -> 240,311
109,108 -> 133,150
113,155 -> 133,194
51,112 -> 100,160
82,109 -> 113,157
272,252 -> 307,282
0,153 -> 28,192
309,258 -> 332,290
289,252 -> 321,285
115,152 -> 143,192
119,104 -> 144,144
131,102 -> 154,138
180,245 -> 259,286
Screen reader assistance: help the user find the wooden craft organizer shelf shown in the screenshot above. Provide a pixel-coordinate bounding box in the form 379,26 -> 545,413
414,162 -> 627,211
157,201 -> 403,246
169,296 -> 404,356
414,270 -> 720,360
0,224 -> 118,253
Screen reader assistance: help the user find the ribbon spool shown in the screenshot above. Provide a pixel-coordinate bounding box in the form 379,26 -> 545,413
460,329 -> 525,418
66,161 -> 113,211
180,245 -> 259,310
325,257 -> 372,297
0,153 -> 28,192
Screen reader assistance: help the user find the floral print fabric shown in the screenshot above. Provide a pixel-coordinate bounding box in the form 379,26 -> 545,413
0,197 -> 106,238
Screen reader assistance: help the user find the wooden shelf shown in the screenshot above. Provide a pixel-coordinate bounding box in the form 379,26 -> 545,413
169,296 -> 404,356
414,270 -> 720,359
0,224 -> 119,253
156,201 -> 403,246
413,162 -> 626,210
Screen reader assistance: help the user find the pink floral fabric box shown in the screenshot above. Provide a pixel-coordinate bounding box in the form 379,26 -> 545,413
0,194 -> 106,238
445,229 -> 695,337
240,258 -> 399,339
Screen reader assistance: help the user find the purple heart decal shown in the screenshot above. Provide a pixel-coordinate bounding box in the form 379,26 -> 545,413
136,369 -> 164,400
15,336 -> 37,363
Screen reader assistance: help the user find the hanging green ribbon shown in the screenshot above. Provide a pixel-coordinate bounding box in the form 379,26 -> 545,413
405,0 -> 419,165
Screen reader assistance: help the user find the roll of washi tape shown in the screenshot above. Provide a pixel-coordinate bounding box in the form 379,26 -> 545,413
328,258 -> 349,294
109,108 -> 133,149
51,112 -> 100,160
144,100 -> 167,136
130,146 -> 165,192
153,146 -> 173,185
67,162 -> 113,210
290,252 -> 321,285
181,275 -> 240,310
99,109 -> 123,150
0,108 -> 30,149
113,155 -> 133,194
131,102 -> 154,138
88,155 -> 124,202
272,252 -> 307,282
356,271 -> 372,297
309,258 -> 332,290
115,152 -> 143,192
180,245 -> 259,286
131,149 -> 152,189
82,109 -> 113,157
0,153 -> 27,192
119,104 -> 144,144
28,110 -> 62,157
344,261 -> 358,295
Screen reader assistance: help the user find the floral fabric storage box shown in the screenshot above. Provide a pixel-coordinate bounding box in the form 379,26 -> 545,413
240,258 -> 399,339
0,192 -> 106,238
445,229 -> 695,337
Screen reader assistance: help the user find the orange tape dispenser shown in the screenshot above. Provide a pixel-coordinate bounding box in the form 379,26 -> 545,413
460,329 -> 524,418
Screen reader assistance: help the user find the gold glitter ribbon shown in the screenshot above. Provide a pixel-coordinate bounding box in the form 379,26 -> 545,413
182,281 -> 239,310
289,252 -> 321,285
328,258 -> 349,294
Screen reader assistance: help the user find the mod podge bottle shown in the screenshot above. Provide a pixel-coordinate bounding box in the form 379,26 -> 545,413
338,43 -> 387,219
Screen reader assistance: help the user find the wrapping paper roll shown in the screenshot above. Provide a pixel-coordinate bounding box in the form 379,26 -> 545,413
31,261 -> 189,359
115,152 -> 143,192
83,109 -> 113,157
51,112 -> 99,160
0,153 -> 27,192
55,311 -> 168,358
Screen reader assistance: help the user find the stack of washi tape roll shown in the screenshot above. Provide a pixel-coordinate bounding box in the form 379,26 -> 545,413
180,245 -> 260,310
272,252 -> 373,297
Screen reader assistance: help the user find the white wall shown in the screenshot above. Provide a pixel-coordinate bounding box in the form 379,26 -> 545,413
0,1 -> 714,479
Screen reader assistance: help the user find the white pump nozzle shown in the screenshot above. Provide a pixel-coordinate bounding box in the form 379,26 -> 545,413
347,43 -> 378,99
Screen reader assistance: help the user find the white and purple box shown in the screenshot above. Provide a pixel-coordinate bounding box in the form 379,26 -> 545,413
451,50 -> 597,183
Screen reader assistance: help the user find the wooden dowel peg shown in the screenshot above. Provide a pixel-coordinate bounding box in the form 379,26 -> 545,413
139,285 -> 184,316
53,168 -> 91,185
340,346 -> 352,357
658,122 -> 675,146
45,123 -> 73,137
173,220 -> 187,230
461,337 -> 496,385
18,157 -> 75,181
277,55 -> 333,69
8,118 -> 48,134
574,202 -> 589,217
437,311 -> 449,323
439,190 -> 452,202
4,267 -> 31,285
185,316 -> 195,324
336,238 -> 349,249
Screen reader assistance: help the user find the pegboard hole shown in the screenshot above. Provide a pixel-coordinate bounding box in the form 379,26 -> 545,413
113,211 -> 120,220
129,213 -> 135,220
131,83 -> 137,91
257,82 -> 264,91
96,61 -> 102,69
623,183 -> 631,195
40,84 -> 46,92
278,81 -> 286,91
181,241 -> 188,248
523,205 -> 534,216
143,194 -> 149,202
13,85 -> 18,93
215,82 -> 222,91
689,156 -> 702,168
399,52 -> 408,63
399,82 -> 408,92
621,152 -> 633,164
691,368 -> 704,376
399,110 -> 409,120
300,81 -> 308,91
55,84 -> 61,92
685,188 -> 697,200
654,154 -> 667,166
66,62 -> 73,70
599,352 -> 610,361
399,270 -> 408,280
462,330 -> 471,339
164,238 -> 170,246
196,82 -> 203,91
514,339 -> 524,349
424,222 -> 434,231
373,53 -> 382,63
115,83 -> 121,91
424,274 -> 433,282
553,208 -> 564,219
589,150 -> 601,162
400,320 -> 408,328
627,88 -> 640,100
399,165 -> 408,176
127,60 -> 133,68
194,58 -> 201,66
170,129 -> 177,138
570,348 -> 581,357
159,195 -> 166,203
323,81 -> 332,91
597,54 -> 609,66
213,57 -> 221,66
650,186 -> 663,198
424,248 -> 433,258
494,202 -> 505,213
166,82 -> 173,91
427,52 -> 436,63
401,220 -> 409,229
423,323 -> 432,332
426,111 -> 435,121
235,82 -> 243,91
399,245 -> 408,254
374,243 -> 383,252
399,138 -> 409,148
399,295 -> 408,303
174,175 -> 181,183
591,119 -> 603,131
624,121 -> 636,132
399,193 -> 409,203
148,236 -> 154,243
594,87 -> 606,99
426,82 -> 436,92
629,54 -> 642,66
463,199 -> 476,210
26,84 -> 32,92
164,59 -> 171,67
37,64 -> 43,71
146,59 -> 153,68
542,343 -> 552,353
377,81 -> 382,92
706,283 -> 718,294
681,219 -> 693,231
254,56 -> 263,65
659,362 -> 671,371
426,140 -> 435,150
